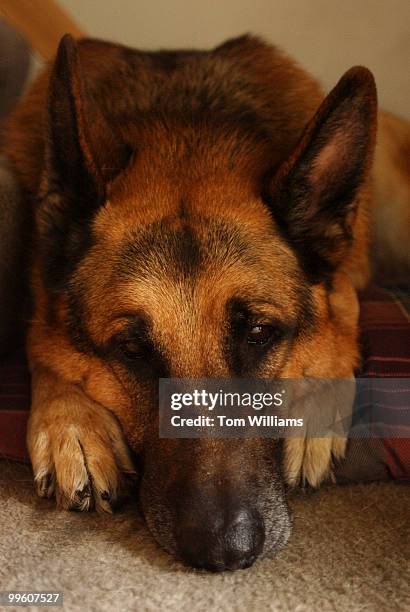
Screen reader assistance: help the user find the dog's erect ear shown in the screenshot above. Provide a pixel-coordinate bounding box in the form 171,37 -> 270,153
263,66 -> 377,283
46,34 -> 130,203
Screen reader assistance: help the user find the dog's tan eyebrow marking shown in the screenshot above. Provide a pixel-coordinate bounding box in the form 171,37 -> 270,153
243,301 -> 295,323
107,310 -> 147,324
103,310 -> 152,340
229,298 -> 298,329
242,298 -> 287,311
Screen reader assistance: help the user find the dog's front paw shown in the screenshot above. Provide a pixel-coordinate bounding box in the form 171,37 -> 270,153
27,391 -> 136,512
283,377 -> 353,487
284,436 -> 347,487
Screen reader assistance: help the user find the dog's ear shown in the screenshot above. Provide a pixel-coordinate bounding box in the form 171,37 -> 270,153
45,34 -> 130,204
263,67 -> 377,283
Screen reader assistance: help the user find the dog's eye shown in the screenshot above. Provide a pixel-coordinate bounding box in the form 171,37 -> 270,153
246,324 -> 275,346
120,338 -> 143,360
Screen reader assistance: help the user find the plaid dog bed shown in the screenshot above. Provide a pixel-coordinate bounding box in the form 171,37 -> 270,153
354,284 -> 410,481
1,286 -> 409,479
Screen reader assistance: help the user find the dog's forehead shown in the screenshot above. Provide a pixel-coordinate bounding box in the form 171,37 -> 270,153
76,189 -> 313,354
84,191 -> 307,341
115,213 -> 261,280
101,208 -> 304,320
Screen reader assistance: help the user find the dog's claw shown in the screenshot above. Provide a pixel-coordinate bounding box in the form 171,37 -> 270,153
74,483 -> 92,504
35,472 -> 55,499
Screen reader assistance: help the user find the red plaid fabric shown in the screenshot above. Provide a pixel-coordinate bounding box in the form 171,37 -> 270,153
359,285 -> 410,377
1,286 -> 409,477
358,284 -> 410,480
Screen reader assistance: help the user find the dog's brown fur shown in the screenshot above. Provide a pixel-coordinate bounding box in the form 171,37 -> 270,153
2,34 -> 409,568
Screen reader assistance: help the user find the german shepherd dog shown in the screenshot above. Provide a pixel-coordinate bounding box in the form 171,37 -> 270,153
2,34 -> 409,571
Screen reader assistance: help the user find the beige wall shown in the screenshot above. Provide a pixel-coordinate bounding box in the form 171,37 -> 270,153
60,0 -> 410,118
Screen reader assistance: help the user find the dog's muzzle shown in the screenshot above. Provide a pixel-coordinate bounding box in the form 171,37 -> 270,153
139,437 -> 290,571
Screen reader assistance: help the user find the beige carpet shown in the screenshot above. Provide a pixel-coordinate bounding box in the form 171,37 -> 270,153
0,460 -> 408,612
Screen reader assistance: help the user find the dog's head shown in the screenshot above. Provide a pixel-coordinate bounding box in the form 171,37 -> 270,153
32,35 -> 377,570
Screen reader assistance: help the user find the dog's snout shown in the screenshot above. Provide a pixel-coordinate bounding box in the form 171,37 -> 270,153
141,438 -> 289,568
177,507 -> 265,571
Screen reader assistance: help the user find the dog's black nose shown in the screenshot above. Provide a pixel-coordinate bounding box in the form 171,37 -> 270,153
177,507 -> 265,571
